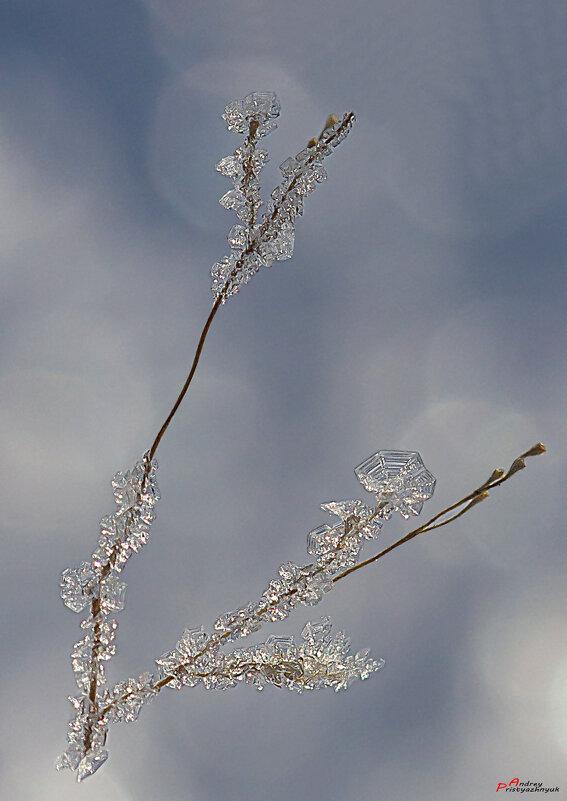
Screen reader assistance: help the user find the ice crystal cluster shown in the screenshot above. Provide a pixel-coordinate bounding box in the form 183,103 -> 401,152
211,91 -> 355,301
58,438 -> 435,780
57,93 -> 439,783
57,453 -> 160,780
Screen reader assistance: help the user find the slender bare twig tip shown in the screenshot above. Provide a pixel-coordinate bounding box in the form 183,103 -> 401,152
521,442 -> 547,458
484,468 -> 506,486
507,457 -> 526,477
470,490 -> 490,507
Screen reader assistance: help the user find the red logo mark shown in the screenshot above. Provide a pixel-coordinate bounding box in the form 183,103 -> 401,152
497,779 -> 520,792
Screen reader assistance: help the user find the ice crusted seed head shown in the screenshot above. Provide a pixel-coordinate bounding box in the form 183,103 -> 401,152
212,92 -> 355,302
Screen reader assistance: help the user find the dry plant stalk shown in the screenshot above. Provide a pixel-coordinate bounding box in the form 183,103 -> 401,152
56,92 -> 546,782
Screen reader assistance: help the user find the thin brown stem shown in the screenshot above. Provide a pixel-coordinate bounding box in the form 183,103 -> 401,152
84,296 -> 223,753
149,296 -> 223,461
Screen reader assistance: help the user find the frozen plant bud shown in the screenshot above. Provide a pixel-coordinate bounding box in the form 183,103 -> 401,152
212,95 -> 355,302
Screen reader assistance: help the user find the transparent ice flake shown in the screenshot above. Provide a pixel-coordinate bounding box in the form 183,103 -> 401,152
100,574 -> 127,613
279,156 -> 298,178
109,454 -> 159,518
55,746 -> 82,772
295,146 -> 312,162
307,523 -> 331,555
243,91 -> 281,120
177,627 -> 209,658
105,671 -> 158,723
254,147 -> 270,169
301,616 -> 332,645
320,499 -> 382,539
257,236 -> 279,268
219,188 -> 247,214
222,99 -> 248,134
265,634 -> 295,656
211,253 -> 243,301
355,450 -> 436,519
215,155 -> 242,179
313,163 -> 327,183
297,569 -> 333,605
77,747 -> 108,782
60,562 -> 95,613
274,224 -> 295,261
240,250 -> 262,281
227,224 -> 247,248
155,648 -> 182,674
222,92 -> 280,135
256,119 -> 278,138
111,471 -> 137,511
278,561 -> 302,584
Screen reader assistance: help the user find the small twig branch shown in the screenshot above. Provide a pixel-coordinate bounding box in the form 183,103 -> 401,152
148,296 -> 223,462
66,98 -> 355,772
99,443 -> 546,721
58,92 -> 545,783
333,443 -> 547,584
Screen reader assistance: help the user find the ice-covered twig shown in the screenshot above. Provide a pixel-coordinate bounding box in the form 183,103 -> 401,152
98,446 -> 545,731
333,442 -> 547,584
57,91 -> 356,782
57,91 -> 544,783
212,91 -> 355,301
58,453 -> 160,777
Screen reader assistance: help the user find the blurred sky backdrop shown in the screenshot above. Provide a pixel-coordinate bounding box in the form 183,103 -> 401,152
1,2 -> 566,800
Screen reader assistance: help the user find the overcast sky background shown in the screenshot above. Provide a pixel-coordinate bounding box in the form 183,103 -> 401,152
1,2 -> 566,800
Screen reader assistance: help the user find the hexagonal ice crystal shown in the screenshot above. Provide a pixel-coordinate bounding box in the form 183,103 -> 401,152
354,450 -> 436,519
265,634 -> 295,656
222,92 -> 280,135
306,523 -> 332,555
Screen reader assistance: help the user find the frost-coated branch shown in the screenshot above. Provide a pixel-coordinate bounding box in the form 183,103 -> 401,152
56,91 -> 545,783
332,441 -> 547,584
212,92 -> 355,301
